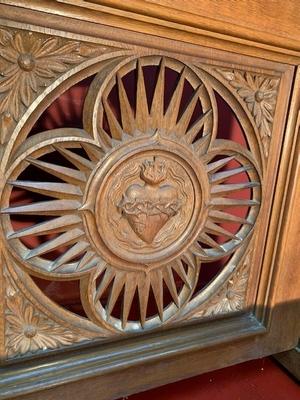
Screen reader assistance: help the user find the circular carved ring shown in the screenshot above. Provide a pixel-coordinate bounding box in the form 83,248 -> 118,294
0,55 -> 261,332
83,133 -> 209,270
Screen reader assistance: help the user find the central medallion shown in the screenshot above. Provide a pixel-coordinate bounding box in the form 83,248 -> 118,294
104,149 -> 195,260
84,131 -> 208,271
118,158 -> 182,244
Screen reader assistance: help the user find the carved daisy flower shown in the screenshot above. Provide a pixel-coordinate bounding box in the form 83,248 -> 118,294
207,267 -> 249,315
6,295 -> 74,356
0,29 -> 83,119
219,273 -> 247,312
217,69 -> 279,156
235,73 -> 278,135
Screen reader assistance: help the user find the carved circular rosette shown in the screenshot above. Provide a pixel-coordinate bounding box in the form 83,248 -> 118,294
0,55 -> 262,333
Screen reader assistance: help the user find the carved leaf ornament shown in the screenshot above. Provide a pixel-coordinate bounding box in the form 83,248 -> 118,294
5,271 -> 87,357
0,28 -> 104,144
216,69 -> 279,157
190,250 -> 252,319
0,38 -> 265,346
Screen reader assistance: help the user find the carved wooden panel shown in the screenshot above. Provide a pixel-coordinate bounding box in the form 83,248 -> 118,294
0,25 -> 291,362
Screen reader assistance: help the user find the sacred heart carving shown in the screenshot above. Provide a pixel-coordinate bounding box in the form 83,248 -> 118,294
118,158 -> 182,244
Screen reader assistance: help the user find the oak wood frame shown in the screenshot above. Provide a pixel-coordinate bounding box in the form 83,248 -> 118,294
0,2 -> 299,399
274,344 -> 300,382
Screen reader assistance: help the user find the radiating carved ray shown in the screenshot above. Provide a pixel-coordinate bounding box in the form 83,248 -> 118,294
8,215 -> 82,239
120,132 -> 133,143
26,157 -> 86,185
211,181 -> 260,195
185,110 -> 212,143
95,268 -> 115,303
198,232 -> 224,251
136,59 -> 149,131
77,251 -> 94,269
208,209 -> 253,225
204,220 -> 239,240
150,58 -> 165,128
53,145 -> 95,171
24,228 -> 85,260
111,138 -> 122,148
117,72 -> 135,134
97,126 -> 114,150
8,180 -> 82,199
137,274 -> 150,327
51,241 -> 90,271
206,156 -> 235,173
163,66 -> 186,129
172,260 -> 191,289
122,274 -> 137,329
210,165 -> 253,184
81,143 -> 104,162
106,272 -> 126,316
189,242 -> 207,257
174,84 -> 204,136
2,200 -> 81,215
103,97 -> 123,140
76,251 -> 107,273
77,251 -> 100,271
182,250 -> 197,269
163,266 -> 179,307
151,270 -> 164,321
210,198 -> 259,207
193,134 -> 211,157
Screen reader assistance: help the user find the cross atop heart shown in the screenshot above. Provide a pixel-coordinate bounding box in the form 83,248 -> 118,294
118,158 -> 181,244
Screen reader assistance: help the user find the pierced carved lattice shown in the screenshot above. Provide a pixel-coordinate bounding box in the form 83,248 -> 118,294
0,26 -> 281,357
0,53 -> 262,336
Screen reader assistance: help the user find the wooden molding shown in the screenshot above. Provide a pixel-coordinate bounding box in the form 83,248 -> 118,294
88,0 -> 300,52
0,313 -> 265,399
0,1 -> 300,64
275,345 -> 300,381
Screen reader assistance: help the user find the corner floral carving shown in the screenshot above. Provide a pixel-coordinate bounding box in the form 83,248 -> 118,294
190,250 -> 251,319
0,27 -> 109,144
4,270 -> 89,358
216,68 -> 280,157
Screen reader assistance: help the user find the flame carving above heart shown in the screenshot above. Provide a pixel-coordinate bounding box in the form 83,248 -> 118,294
118,158 -> 182,244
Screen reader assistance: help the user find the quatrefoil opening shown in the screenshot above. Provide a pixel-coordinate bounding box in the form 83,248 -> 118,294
0,56 -> 261,332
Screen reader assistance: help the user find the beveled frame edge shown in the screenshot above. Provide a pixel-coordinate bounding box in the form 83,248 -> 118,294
274,345 -> 300,381
0,15 -> 291,77
0,313 -> 265,399
70,0 -> 300,54
254,68 -> 300,326
1,1 -> 300,64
